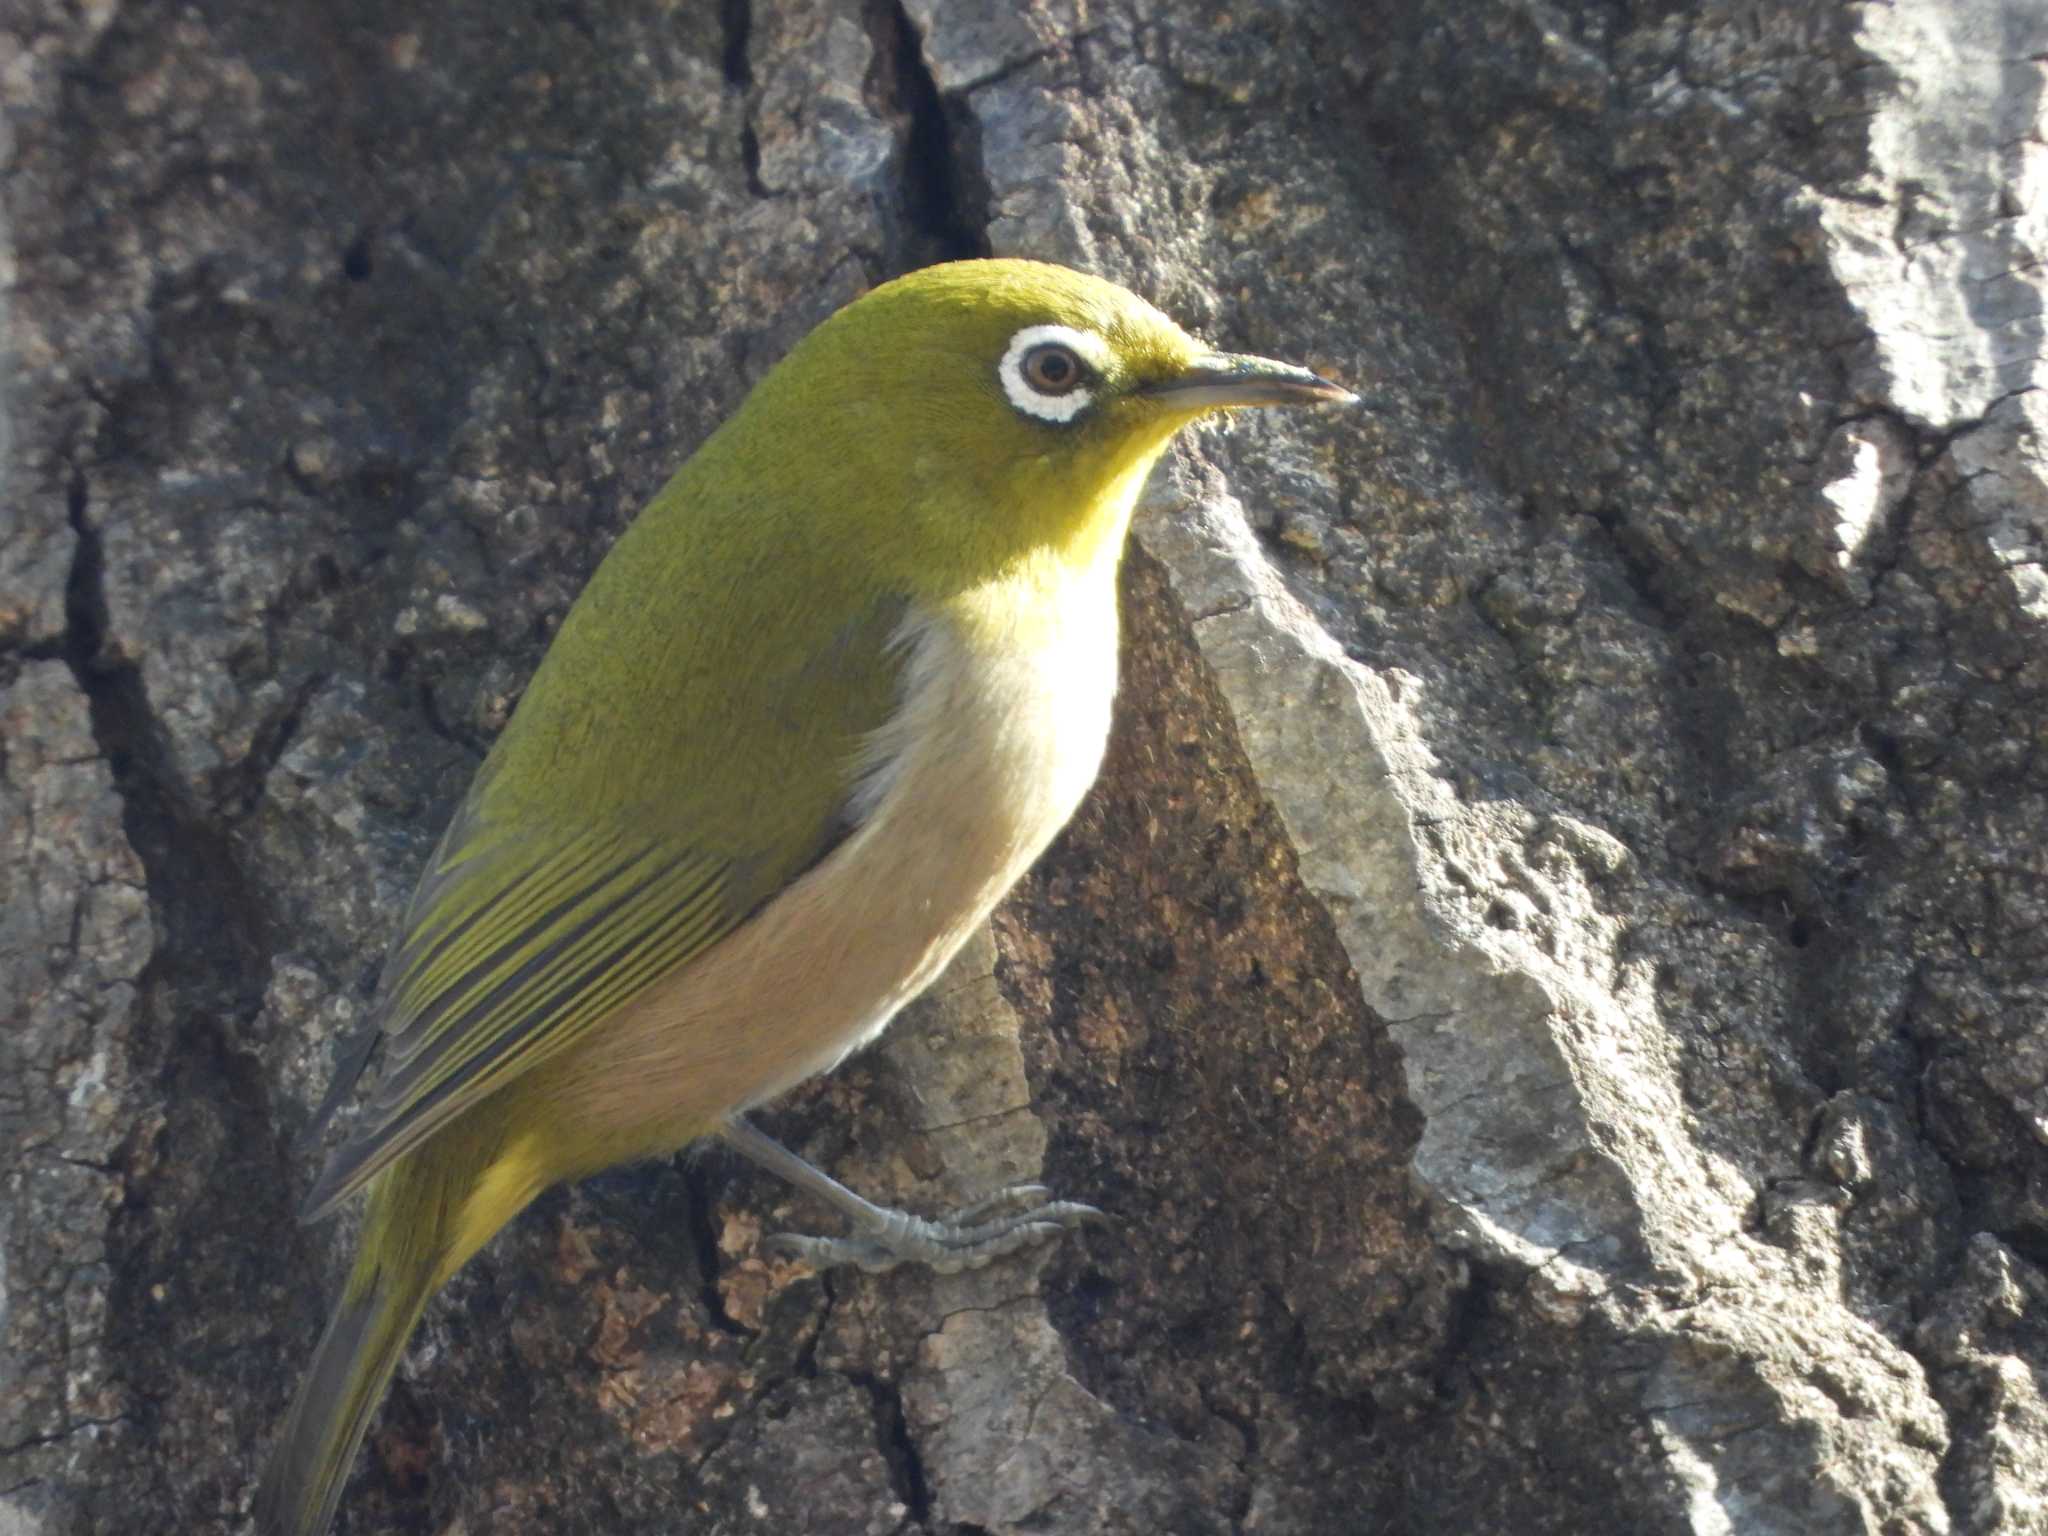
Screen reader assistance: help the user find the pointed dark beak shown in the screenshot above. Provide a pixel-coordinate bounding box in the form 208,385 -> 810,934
1142,352 -> 1360,410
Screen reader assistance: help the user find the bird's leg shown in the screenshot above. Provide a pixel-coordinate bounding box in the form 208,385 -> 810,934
716,1117 -> 1103,1275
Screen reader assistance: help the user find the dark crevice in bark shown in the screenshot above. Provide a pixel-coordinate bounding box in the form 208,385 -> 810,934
61,471 -> 270,996
680,1158 -> 753,1339
847,1369 -> 932,1524
866,0 -> 990,268
225,671 -> 325,820
1431,1261 -> 1496,1401
1201,1388 -> 1261,1524
719,0 -> 752,89
58,466 -> 293,1521
719,0 -> 769,198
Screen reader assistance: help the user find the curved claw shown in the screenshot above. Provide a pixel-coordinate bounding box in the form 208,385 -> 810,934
944,1184 -> 1056,1224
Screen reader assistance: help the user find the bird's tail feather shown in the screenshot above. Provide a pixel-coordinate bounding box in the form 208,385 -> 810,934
253,1270 -> 432,1536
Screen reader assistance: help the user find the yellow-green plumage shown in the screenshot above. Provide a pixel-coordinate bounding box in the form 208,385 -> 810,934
257,259 -> 1352,1536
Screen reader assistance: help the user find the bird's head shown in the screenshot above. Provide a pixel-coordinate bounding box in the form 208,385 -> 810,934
718,259 -> 1355,597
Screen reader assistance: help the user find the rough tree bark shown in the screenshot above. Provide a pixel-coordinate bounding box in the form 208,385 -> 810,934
5,1 -> 2046,1532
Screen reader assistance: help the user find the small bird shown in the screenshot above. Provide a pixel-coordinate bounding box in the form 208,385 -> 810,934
256,258 -> 1354,1536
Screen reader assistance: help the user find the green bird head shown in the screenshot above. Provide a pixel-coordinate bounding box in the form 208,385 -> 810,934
702,258 -> 1356,598
480,258 -> 1355,837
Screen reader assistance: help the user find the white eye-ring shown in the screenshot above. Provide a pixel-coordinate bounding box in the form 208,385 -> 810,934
999,323 -> 1107,424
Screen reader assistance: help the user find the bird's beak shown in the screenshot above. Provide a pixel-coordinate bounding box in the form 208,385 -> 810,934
1142,353 -> 1360,411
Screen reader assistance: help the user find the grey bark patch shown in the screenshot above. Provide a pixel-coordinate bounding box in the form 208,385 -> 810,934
6,0 -> 2047,1533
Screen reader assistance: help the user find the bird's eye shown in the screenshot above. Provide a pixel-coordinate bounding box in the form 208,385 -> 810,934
998,323 -> 1103,424
1022,343 -> 1085,396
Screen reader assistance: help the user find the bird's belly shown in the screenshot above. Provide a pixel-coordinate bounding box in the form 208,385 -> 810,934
547,587 -> 1117,1159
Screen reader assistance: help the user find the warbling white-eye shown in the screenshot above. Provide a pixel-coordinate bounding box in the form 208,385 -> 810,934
256,258 -> 1355,1535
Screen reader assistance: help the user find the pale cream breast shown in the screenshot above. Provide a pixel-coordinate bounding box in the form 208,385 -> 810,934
549,553 -> 1122,1154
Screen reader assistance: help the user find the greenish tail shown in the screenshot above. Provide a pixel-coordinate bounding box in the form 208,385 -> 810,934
253,1269 -> 433,1536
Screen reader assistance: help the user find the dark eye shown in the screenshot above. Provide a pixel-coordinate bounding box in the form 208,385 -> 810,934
999,326 -> 1099,423
1021,342 -> 1086,396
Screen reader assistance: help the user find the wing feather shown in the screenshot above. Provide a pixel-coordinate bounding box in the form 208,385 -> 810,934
299,838 -> 739,1221
297,575 -> 911,1224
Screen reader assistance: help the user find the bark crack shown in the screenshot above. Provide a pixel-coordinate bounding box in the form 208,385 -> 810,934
846,1368 -> 933,1525
719,0 -> 769,198
59,470 -> 270,998
865,0 -> 990,269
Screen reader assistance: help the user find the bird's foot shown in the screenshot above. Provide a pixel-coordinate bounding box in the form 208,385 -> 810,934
761,1184 -> 1104,1275
718,1117 -> 1103,1275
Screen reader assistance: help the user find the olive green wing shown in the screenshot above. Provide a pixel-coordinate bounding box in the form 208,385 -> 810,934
296,825 -> 740,1222
297,581 -> 907,1224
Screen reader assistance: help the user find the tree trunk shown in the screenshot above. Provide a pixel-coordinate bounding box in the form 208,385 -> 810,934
5,1 -> 2045,1531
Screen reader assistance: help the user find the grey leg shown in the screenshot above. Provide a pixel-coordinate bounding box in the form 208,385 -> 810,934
717,1117 -> 1104,1274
